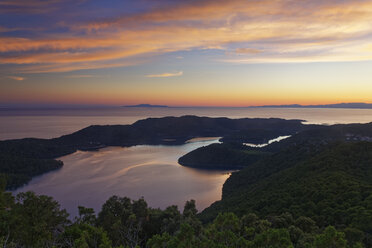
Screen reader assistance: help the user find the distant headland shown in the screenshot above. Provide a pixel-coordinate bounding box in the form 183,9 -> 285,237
251,102 -> 372,109
123,104 -> 169,108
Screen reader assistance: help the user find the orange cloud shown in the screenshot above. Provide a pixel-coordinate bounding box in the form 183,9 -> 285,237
236,48 -> 262,54
7,76 -> 25,81
64,74 -> 94,78
145,71 -> 183,78
17,60 -> 143,73
2,0 -> 372,72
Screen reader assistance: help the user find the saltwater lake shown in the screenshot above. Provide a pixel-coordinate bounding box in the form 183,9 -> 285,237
4,107 -> 372,216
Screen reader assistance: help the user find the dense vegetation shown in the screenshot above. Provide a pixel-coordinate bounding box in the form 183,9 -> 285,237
1,139 -> 372,247
201,141 -> 372,246
0,154 -> 63,189
0,184 -> 364,247
178,143 -> 270,169
178,122 -> 372,170
264,123 -> 372,153
2,117 -> 372,247
0,116 -> 307,189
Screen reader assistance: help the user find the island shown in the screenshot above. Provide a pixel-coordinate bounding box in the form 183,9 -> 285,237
123,104 -> 169,108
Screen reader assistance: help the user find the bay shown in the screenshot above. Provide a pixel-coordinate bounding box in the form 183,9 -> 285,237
13,138 -> 229,216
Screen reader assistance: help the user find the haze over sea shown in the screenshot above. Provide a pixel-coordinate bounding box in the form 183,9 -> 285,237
5,107 -> 372,217
2,107 -> 372,140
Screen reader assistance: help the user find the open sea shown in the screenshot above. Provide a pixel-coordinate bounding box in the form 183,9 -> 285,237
1,107 -> 372,140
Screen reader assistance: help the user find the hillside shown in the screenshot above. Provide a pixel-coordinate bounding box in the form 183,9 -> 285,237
200,141 -> 372,246
0,116 -> 306,189
263,122 -> 372,153
2,119 -> 372,246
2,142 -> 372,247
178,143 -> 271,169
178,122 -> 372,170
2,116 -> 371,190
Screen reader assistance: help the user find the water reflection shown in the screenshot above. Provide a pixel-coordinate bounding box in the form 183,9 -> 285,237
14,138 -> 231,217
244,135 -> 291,148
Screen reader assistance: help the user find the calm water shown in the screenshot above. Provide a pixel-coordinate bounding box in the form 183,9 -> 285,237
1,107 -> 372,140
13,138 -> 230,216
4,107 -> 372,216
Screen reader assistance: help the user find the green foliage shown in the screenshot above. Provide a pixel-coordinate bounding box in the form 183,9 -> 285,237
201,142 -> 372,246
178,143 -> 271,169
250,228 -> 293,248
0,187 -> 367,248
0,154 -> 63,189
62,223 -> 112,248
13,192 -> 69,247
95,196 -> 201,248
2,120 -> 372,247
76,206 -> 97,225
0,190 -> 69,247
314,226 -> 347,248
0,176 -> 14,246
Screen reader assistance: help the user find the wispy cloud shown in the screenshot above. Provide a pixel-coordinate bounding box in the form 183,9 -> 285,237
65,74 -> 94,78
146,71 -> 183,78
0,0 -> 83,14
2,0 -> 372,72
7,76 -> 25,81
236,48 -> 262,54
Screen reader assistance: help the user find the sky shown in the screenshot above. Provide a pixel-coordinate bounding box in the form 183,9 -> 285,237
1,0 -> 372,107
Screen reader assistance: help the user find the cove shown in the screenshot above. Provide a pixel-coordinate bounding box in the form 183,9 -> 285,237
13,138 -> 231,217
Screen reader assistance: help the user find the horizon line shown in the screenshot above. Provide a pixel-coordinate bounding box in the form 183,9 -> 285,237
1,102 -> 372,110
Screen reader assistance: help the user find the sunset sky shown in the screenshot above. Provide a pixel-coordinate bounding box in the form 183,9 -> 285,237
1,0 -> 372,107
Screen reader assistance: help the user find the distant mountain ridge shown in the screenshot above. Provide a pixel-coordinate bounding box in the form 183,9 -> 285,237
123,104 -> 168,108
251,102 -> 372,109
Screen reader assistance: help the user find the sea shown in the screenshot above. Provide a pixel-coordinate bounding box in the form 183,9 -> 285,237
3,107 -> 372,217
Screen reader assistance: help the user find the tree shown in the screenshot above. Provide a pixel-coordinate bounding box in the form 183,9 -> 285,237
313,226 -> 347,248
76,206 -> 96,225
62,223 -> 112,248
11,191 -> 69,247
0,177 -> 15,247
250,228 -> 294,248
203,212 -> 245,248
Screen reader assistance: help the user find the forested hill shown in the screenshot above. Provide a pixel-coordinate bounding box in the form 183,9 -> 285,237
0,116 -> 307,189
1,116 -> 307,157
178,122 -> 372,170
2,142 -> 372,247
200,141 -> 372,246
178,143 -> 271,170
264,122 -> 372,152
